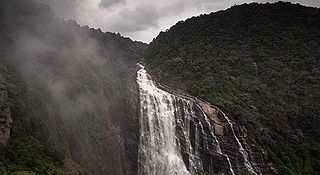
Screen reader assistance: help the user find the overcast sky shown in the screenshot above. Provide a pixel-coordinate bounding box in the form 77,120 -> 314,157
36,0 -> 320,43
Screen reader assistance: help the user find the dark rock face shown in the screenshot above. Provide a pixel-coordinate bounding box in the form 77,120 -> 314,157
174,98 -> 233,175
157,84 -> 277,175
0,89 -> 12,149
199,102 -> 278,175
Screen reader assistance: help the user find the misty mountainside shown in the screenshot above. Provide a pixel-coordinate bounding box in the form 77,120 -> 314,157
146,2 -> 320,175
0,0 -> 146,174
0,0 -> 320,175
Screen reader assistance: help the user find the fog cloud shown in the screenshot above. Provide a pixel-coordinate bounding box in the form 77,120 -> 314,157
99,0 -> 125,9
35,0 -> 320,42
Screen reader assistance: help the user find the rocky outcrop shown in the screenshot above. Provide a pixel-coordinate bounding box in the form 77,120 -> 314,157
154,83 -> 277,175
0,88 -> 12,149
199,102 -> 278,175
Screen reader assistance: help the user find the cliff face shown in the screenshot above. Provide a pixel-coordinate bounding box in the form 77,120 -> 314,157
136,64 -> 276,175
197,102 -> 277,175
169,87 -> 276,175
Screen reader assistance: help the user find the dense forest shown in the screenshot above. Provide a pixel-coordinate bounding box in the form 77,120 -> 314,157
146,2 -> 320,175
1,0 -> 320,175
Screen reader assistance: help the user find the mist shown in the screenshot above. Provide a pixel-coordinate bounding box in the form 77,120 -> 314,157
0,0 -> 143,174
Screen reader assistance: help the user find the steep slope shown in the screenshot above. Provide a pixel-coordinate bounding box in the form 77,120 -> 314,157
0,0 -> 146,174
146,2 -> 320,175
136,64 -> 272,175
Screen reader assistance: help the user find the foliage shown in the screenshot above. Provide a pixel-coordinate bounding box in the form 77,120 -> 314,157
146,2 -> 320,175
196,169 -> 215,175
240,169 -> 256,175
0,69 -> 67,175
0,0 -> 146,174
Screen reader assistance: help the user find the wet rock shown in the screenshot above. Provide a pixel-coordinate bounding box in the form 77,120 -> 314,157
156,84 -> 277,174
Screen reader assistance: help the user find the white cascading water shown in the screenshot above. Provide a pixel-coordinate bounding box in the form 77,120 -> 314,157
136,63 -> 256,175
176,100 -> 203,173
198,105 -> 235,175
137,64 -> 191,175
220,111 -> 257,174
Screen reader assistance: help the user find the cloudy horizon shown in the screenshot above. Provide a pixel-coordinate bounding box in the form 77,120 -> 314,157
36,0 -> 320,43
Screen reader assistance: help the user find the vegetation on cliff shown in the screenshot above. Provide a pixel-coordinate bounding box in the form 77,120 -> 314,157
0,67 -> 67,174
1,0 -> 320,174
146,2 -> 320,174
0,0 -> 145,174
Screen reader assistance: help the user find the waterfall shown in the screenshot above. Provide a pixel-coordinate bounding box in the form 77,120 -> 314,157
198,105 -> 235,175
176,100 -> 203,173
220,111 -> 257,174
137,64 -> 191,175
136,63 -> 256,175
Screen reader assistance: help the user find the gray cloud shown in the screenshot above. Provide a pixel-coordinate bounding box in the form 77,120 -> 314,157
117,5 -> 161,32
99,0 -> 125,9
36,0 -> 320,43
106,4 -> 179,33
35,0 -> 80,19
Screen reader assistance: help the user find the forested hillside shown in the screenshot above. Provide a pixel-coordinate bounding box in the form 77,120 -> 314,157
0,0 -> 146,174
146,2 -> 320,174
1,0 -> 320,174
